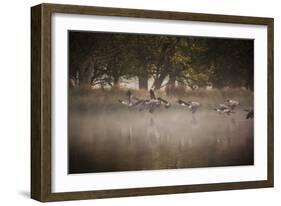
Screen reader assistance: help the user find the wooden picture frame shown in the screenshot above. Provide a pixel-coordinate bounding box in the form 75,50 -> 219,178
31,3 -> 274,202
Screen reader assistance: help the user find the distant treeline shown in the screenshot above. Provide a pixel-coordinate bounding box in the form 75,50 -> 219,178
68,31 -> 254,91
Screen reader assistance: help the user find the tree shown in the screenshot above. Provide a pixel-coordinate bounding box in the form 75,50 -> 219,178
68,31 -> 254,91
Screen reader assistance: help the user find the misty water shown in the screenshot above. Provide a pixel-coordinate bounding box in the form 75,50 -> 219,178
68,90 -> 253,174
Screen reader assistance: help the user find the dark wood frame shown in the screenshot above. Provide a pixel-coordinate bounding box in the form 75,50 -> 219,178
31,3 -> 274,202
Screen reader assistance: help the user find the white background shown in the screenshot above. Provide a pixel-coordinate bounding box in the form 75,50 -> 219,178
52,13 -> 268,192
0,0 -> 279,205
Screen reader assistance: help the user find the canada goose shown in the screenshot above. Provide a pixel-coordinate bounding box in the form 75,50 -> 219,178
157,97 -> 171,108
244,109 -> 254,119
213,107 -> 235,115
226,99 -> 240,110
120,89 -> 171,113
219,104 -> 229,110
118,90 -> 140,107
149,89 -> 168,103
141,89 -> 171,113
136,99 -> 169,113
178,99 -> 201,114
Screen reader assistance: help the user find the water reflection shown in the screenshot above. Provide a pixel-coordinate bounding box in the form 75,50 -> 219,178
69,108 -> 253,173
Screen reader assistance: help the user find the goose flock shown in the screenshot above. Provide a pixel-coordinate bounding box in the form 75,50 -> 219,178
118,89 -> 253,119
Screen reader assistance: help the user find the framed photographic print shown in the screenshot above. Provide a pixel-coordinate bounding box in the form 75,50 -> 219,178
31,3 -> 274,202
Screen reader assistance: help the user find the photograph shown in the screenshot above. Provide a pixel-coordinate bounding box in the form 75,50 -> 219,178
30,3 -> 274,201
68,31 -> 254,174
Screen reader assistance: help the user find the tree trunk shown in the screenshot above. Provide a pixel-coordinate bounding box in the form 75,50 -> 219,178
166,75 -> 176,95
138,75 -> 148,90
113,76 -> 120,89
153,73 -> 167,90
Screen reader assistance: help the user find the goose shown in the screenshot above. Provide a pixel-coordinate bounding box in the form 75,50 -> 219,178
121,89 -> 171,113
226,99 -> 240,110
157,97 -> 171,109
144,89 -> 171,113
133,99 -> 160,113
118,90 -> 140,107
244,109 -> 254,119
177,99 -> 201,114
222,108 -> 235,115
213,107 -> 235,115
218,103 -> 229,110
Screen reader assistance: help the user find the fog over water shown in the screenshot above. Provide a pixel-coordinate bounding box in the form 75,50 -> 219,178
68,89 -> 253,174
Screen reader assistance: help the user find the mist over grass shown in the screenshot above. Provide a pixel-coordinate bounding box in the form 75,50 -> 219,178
68,88 -> 253,173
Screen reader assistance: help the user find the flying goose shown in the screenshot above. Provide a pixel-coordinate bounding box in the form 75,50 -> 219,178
218,103 -> 229,110
177,99 -> 201,114
118,90 -> 140,107
226,99 -> 240,110
213,103 -> 235,115
213,107 -> 235,115
157,97 -> 171,109
140,89 -> 171,113
244,108 -> 254,119
119,89 -> 171,113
